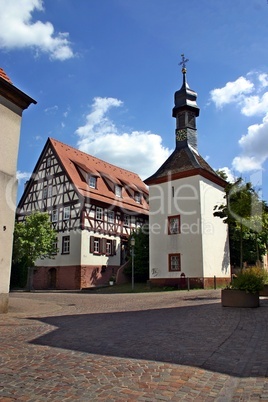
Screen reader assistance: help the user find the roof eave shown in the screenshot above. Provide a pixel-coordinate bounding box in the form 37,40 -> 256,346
0,77 -> 37,110
144,167 -> 227,188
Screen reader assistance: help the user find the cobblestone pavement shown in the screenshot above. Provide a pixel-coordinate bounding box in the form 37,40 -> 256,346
1,289 -> 268,401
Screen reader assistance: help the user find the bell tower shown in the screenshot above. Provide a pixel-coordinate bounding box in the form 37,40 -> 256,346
172,54 -> 200,151
144,55 -> 230,290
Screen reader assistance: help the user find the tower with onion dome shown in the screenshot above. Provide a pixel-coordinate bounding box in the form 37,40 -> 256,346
144,55 -> 230,288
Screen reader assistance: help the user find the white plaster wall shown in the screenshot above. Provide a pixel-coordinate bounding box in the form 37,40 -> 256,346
149,175 -> 204,279
36,230 -> 82,267
0,99 -> 22,312
199,178 -> 230,278
81,230 -> 121,266
0,173 -> 17,293
0,100 -> 22,175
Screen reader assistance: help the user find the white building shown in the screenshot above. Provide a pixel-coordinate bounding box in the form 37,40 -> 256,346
0,68 -> 36,312
145,60 -> 230,289
17,138 -> 149,289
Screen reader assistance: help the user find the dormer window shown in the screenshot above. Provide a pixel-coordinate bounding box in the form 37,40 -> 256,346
115,185 -> 122,198
135,192 -> 142,203
89,176 -> 97,189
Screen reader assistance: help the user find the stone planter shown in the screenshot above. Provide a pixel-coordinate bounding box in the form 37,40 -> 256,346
221,289 -> 259,308
259,285 -> 268,297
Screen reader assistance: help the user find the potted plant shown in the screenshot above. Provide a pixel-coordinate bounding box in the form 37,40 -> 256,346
221,267 -> 265,308
109,275 -> 116,286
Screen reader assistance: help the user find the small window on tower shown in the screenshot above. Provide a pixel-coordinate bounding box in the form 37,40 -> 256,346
178,113 -> 185,128
169,254 -> 181,272
168,215 -> 180,235
188,113 -> 195,128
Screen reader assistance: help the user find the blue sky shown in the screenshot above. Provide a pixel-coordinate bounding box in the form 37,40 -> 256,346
1,0 -> 268,201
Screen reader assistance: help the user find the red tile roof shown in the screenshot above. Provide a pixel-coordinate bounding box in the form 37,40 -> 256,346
0,68 -> 13,84
49,138 -> 149,215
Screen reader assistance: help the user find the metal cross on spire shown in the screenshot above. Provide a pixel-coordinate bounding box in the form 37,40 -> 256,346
179,53 -> 189,71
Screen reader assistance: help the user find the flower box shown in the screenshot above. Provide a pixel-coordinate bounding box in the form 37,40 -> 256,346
221,289 -> 259,308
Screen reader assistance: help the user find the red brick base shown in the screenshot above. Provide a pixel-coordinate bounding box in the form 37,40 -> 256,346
148,277 -> 231,290
33,265 -> 120,290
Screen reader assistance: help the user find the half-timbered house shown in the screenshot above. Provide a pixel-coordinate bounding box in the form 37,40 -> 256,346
17,138 -> 149,289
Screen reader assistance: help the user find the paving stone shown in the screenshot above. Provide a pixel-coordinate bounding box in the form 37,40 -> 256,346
1,290 -> 268,400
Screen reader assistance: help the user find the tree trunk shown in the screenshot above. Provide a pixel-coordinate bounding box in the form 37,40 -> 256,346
240,222 -> 243,271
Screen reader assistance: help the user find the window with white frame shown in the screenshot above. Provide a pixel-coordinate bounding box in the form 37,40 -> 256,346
96,207 -> 103,220
169,254 -> 181,271
107,210 -> 114,223
48,185 -> 53,197
94,238 -> 100,253
52,208 -> 58,222
115,185 -> 122,197
46,157 -> 51,167
62,236 -> 70,254
63,206 -> 70,220
43,186 -> 47,199
89,176 -> 97,189
106,240 -> 112,255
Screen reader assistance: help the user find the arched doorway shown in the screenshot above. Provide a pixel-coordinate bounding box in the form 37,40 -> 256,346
48,268 -> 57,289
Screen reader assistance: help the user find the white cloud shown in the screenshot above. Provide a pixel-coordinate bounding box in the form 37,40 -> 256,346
210,76 -> 254,108
241,92 -> 268,116
210,72 -> 268,174
0,0 -> 74,60
232,155 -> 263,172
17,170 -> 31,183
217,167 -> 237,183
75,97 -> 171,179
232,114 -> 268,172
44,105 -> 58,114
259,73 -> 268,89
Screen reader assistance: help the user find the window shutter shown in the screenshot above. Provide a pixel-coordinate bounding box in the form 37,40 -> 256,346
101,238 -> 106,254
90,236 -> 94,253
112,240 -> 116,256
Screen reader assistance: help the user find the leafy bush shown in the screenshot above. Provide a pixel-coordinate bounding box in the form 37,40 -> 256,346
232,267 -> 265,294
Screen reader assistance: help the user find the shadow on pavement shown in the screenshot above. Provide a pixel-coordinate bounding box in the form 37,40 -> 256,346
29,299 -> 268,378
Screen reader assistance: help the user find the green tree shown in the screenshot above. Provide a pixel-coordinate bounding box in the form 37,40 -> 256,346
12,211 -> 57,272
125,225 -> 149,282
214,174 -> 267,269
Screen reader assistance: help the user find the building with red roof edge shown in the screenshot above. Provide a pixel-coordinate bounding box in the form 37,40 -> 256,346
144,56 -> 230,289
17,138 -> 149,290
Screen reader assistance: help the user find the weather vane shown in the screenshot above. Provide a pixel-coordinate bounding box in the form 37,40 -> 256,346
179,54 -> 189,71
